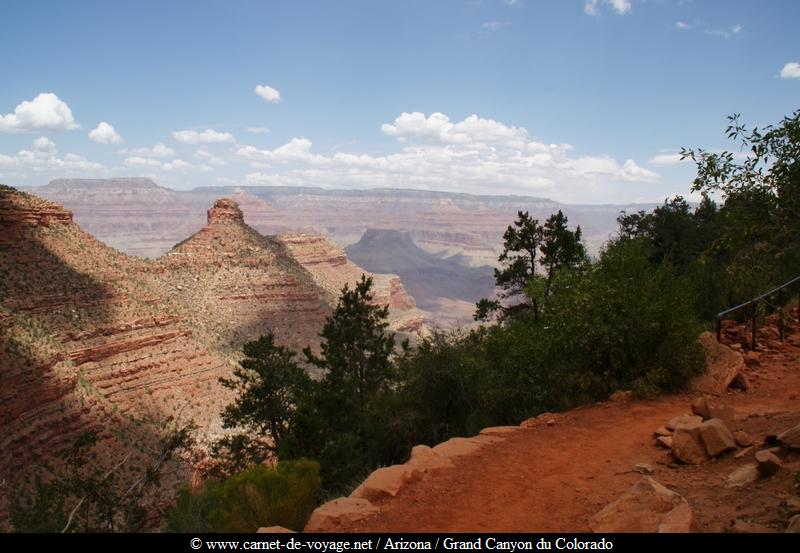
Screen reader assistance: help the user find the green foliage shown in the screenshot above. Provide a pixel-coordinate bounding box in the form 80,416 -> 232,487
166,459 -> 320,533
11,479 -> 68,533
495,211 -> 543,293
546,238 -> 706,397
304,274 -> 396,401
396,238 -> 705,441
215,333 -> 311,472
217,274 -> 399,494
480,210 -> 586,321
540,210 -> 588,296
680,110 -> 800,305
285,275 -> 399,491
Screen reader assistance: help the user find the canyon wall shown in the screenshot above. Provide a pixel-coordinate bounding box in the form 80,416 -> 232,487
0,188 -> 427,521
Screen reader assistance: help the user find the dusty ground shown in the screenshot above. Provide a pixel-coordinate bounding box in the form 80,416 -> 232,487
340,330 -> 800,533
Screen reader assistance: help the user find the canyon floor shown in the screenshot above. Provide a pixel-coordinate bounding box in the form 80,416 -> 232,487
336,328 -> 800,533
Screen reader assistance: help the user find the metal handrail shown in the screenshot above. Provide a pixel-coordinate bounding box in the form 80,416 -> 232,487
715,274 -> 800,349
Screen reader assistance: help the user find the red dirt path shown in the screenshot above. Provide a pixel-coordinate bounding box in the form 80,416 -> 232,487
340,332 -> 800,533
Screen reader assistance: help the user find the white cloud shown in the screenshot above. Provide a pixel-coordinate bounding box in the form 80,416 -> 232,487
676,21 -> 689,30
32,136 -> 56,153
255,84 -> 281,103
0,92 -> 79,133
124,156 -> 163,168
585,0 -> 631,16
236,137 -> 321,164
246,127 -> 270,134
88,121 -> 122,144
163,159 -> 192,171
482,21 -> 510,31
193,147 -> 227,165
0,137 -> 103,173
704,24 -> 743,39
172,128 -> 235,144
381,112 -> 529,147
234,112 -> 659,202
123,142 -> 176,158
620,159 -> 659,182
648,152 -> 688,165
124,156 -> 194,171
780,62 -> 800,79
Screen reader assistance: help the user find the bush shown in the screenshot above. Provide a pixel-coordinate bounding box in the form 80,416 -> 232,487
166,459 -> 321,533
390,237 -> 706,446
546,238 -> 706,397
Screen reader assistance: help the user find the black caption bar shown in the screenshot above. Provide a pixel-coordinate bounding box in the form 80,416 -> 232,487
0,532 -> 795,553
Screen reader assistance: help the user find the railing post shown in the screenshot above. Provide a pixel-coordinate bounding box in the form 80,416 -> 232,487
716,318 -> 722,342
751,304 -> 757,350
778,289 -> 785,341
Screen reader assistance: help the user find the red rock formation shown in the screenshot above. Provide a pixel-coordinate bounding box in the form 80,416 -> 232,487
277,233 -> 426,338
0,188 -> 426,527
0,186 -> 231,527
0,186 -> 73,243
207,198 -> 244,225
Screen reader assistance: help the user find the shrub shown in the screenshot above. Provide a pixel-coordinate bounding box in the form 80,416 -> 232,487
166,459 -> 320,533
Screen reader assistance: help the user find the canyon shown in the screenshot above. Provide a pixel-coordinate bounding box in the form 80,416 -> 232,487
25,178 -> 658,324
0,185 -> 424,524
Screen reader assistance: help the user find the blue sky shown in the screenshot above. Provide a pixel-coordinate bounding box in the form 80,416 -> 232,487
0,0 -> 797,203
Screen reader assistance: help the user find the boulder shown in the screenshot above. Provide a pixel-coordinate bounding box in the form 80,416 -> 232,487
350,464 -> 421,502
733,430 -> 754,447
666,414 -> 703,431
257,526 -> 295,533
304,497 -> 379,532
698,418 -> 737,457
654,426 -> 671,437
656,436 -> 673,449
672,421 -> 709,464
471,434 -> 505,446
777,423 -> 800,449
431,437 -> 484,459
690,332 -> 749,393
589,477 -> 692,533
690,396 -> 735,426
725,464 -> 759,488
479,426 -> 519,436
407,445 -> 455,472
520,412 -> 556,428
633,463 -> 654,475
755,450 -> 782,476
787,515 -> 800,533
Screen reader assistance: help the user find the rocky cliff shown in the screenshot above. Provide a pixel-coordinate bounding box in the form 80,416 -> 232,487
278,233 -> 426,337
346,229 -> 495,325
28,178 -> 658,278
0,189 -> 427,522
27,179 -> 662,326
0,186 -> 233,526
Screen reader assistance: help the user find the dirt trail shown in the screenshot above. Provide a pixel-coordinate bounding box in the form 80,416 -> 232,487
340,331 -> 800,533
